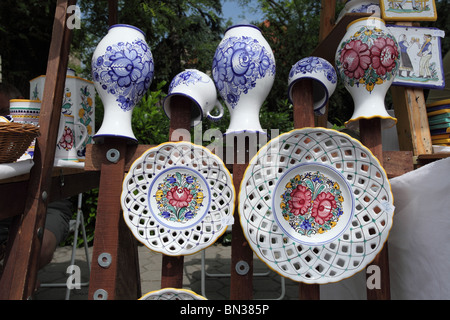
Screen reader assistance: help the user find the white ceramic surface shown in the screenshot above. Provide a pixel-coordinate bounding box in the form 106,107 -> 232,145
212,24 -> 276,136
337,0 -> 381,23
238,128 -> 394,284
30,69 -> 96,160
91,24 -> 154,143
121,141 -> 235,256
139,288 -> 207,300
55,114 -> 88,162
9,99 -> 41,160
335,17 -> 399,129
163,69 -> 224,126
288,56 -> 337,116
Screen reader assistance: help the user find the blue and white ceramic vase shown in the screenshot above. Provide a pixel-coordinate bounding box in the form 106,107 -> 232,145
212,24 -> 276,136
288,56 -> 337,116
92,24 -> 154,142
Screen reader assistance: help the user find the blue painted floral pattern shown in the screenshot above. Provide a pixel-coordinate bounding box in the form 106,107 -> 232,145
212,36 -> 275,109
92,39 -> 154,111
169,70 -> 210,92
289,57 -> 337,84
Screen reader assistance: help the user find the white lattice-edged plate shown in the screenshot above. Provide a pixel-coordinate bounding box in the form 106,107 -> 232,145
139,288 -> 207,300
121,141 -> 235,256
239,128 -> 394,284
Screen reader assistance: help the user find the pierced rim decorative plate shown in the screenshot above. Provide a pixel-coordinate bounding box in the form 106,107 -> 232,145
121,141 -> 235,256
239,128 -> 394,284
139,288 -> 207,300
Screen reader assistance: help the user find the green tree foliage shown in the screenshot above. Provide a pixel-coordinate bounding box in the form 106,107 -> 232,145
0,1 -> 56,96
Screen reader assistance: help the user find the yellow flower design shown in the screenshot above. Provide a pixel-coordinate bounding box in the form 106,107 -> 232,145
87,97 -> 93,107
285,182 -> 292,188
196,192 -> 204,204
366,82 -> 375,92
155,189 -> 163,201
66,92 -> 71,97
78,108 -> 85,118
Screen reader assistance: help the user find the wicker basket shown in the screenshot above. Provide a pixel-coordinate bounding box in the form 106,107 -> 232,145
0,122 -> 40,164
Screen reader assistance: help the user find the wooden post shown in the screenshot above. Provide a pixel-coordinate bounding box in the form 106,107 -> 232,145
160,95 -> 192,288
391,86 -> 432,156
316,0 -> 337,128
0,0 -> 76,300
359,118 -> 391,300
292,79 -> 321,300
230,137 -> 254,300
88,138 -> 141,300
108,0 -> 118,26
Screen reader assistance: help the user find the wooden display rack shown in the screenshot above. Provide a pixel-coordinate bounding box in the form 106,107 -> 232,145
2,0 -> 441,300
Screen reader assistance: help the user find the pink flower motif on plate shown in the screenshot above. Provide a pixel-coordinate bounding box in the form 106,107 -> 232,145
288,185 -> 312,216
166,186 -> 194,208
311,192 -> 337,225
280,171 -> 344,237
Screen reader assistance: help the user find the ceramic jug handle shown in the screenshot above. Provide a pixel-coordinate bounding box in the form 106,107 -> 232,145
207,100 -> 224,122
75,122 -> 88,150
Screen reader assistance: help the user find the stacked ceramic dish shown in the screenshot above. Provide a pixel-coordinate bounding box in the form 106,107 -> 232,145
426,99 -> 450,146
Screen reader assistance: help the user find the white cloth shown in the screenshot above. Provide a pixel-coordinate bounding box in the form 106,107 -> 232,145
0,159 -> 34,180
320,157 -> 450,299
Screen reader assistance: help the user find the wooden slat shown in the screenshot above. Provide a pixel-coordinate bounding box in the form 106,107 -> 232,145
88,138 -> 141,300
391,85 -> 433,155
292,79 -> 321,299
84,143 -> 155,171
0,0 -> 76,300
160,95 -> 192,289
0,171 -> 100,219
383,151 -> 414,178
316,0 -> 337,128
230,137 -> 254,300
359,118 -> 391,300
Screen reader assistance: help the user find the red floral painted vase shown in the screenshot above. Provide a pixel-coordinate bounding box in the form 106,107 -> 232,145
335,17 -> 400,129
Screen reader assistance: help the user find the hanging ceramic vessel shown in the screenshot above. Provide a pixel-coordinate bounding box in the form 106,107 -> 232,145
212,24 -> 276,136
288,56 -> 337,116
163,69 -> 224,126
335,17 -> 399,129
91,24 -> 154,143
337,0 -> 381,24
